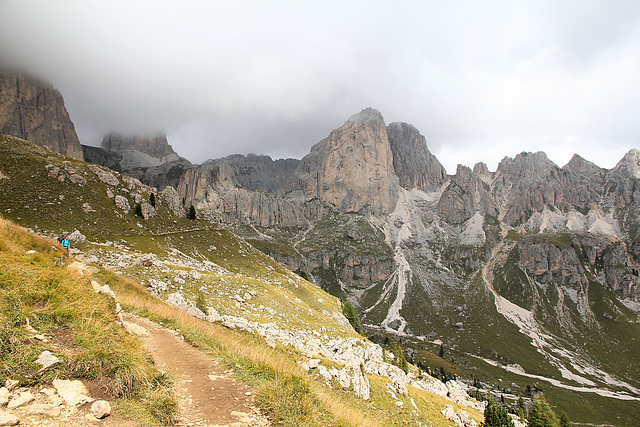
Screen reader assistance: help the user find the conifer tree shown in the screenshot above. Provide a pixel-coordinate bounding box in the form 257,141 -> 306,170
341,299 -> 362,334
481,398 -> 514,427
134,203 -> 143,217
188,205 -> 196,220
149,192 -> 156,207
528,395 -> 560,427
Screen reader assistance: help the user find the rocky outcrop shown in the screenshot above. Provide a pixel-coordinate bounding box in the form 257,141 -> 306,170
177,161 -> 325,227
0,69 -> 83,160
492,152 -> 603,226
387,121 -> 446,192
101,132 -> 179,168
81,145 -> 123,172
280,108 -> 400,215
437,165 -> 497,224
219,153 -> 300,193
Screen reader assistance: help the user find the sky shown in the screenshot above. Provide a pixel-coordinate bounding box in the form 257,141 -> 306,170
1,0 -> 639,173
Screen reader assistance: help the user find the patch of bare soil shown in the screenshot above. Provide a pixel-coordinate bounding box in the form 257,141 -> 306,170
123,313 -> 271,427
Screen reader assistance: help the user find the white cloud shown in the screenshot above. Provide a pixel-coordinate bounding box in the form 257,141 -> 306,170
0,0 -> 638,171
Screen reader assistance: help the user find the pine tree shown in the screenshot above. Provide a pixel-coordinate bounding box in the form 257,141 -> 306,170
560,414 -> 570,427
481,398 -> 514,427
149,192 -> 156,207
341,299 -> 362,334
439,343 -> 445,358
517,397 -> 527,420
528,395 -> 560,427
134,203 -> 143,217
188,205 -> 196,220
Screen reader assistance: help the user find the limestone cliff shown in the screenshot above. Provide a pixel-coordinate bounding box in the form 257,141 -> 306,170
387,121 -> 446,192
279,108 -> 400,215
219,153 -> 300,193
101,132 -> 180,169
0,69 -> 83,160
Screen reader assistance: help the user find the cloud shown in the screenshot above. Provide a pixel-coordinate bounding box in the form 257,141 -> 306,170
0,0 -> 639,172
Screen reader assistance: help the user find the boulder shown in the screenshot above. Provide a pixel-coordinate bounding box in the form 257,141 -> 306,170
90,400 -> 111,419
114,195 -> 130,212
52,379 -> 94,407
36,350 -> 60,372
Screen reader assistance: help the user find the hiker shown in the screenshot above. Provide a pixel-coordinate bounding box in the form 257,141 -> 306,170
60,235 -> 70,256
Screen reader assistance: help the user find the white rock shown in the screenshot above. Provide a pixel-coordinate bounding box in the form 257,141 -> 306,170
317,365 -> 332,383
36,350 -> 60,372
301,359 -> 320,371
7,392 -> 34,409
351,367 -> 371,400
114,195 -> 130,212
0,388 -> 8,406
0,410 -> 19,426
91,400 -> 111,419
25,403 -> 61,417
52,379 -> 94,407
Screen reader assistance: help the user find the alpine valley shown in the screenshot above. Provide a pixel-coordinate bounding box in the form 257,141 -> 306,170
1,69 -> 639,426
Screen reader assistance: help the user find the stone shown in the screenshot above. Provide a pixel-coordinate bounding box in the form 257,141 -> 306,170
36,350 -> 60,372
0,388 -> 8,406
7,391 -> 34,409
351,367 -> 371,400
90,400 -> 111,419
25,403 -> 61,417
3,381 -> 17,392
0,410 -> 19,426
135,253 -> 157,267
114,195 -> 130,212
52,379 -> 94,407
68,230 -> 86,243
140,202 -> 156,219
87,164 -> 119,186
301,359 -> 320,371
161,186 -> 186,218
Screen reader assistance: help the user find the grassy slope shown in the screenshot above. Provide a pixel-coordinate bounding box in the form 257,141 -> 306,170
0,217 -> 177,426
0,134 -> 482,426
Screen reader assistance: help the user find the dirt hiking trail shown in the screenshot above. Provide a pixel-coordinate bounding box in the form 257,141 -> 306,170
123,313 -> 271,427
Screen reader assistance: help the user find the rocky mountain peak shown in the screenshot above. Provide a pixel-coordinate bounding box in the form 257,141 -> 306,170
563,154 -> 605,180
279,107 -> 399,214
0,68 -> 83,160
347,107 -> 385,125
387,121 -> 446,192
101,132 -> 179,169
496,151 -> 557,181
610,149 -> 640,180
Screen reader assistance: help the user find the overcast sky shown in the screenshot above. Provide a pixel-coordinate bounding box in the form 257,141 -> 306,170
1,0 -> 639,173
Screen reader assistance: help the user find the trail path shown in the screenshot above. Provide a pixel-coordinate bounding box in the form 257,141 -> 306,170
123,313 -> 271,427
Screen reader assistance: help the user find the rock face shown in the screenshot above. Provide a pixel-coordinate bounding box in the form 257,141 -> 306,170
387,121 -> 446,192
81,145 -> 123,172
279,108 -> 400,215
101,132 -> 180,169
219,153 -> 300,193
0,69 -> 83,160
